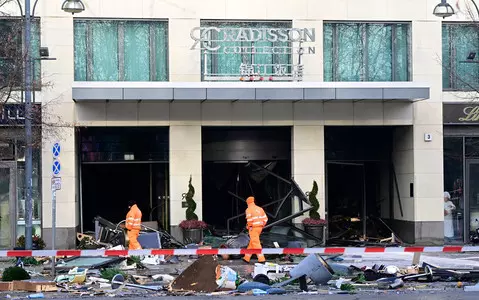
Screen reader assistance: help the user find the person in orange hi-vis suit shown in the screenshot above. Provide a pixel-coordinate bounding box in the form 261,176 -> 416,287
243,196 -> 268,263
125,200 -> 142,250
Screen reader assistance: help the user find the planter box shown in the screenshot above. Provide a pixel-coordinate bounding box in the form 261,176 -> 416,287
183,228 -> 204,244
0,281 -> 57,292
304,225 -> 325,247
13,281 -> 57,292
0,282 -> 13,291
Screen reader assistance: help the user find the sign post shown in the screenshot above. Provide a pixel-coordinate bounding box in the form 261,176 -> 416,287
51,142 -> 61,276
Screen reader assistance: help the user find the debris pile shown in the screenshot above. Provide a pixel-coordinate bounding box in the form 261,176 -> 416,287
3,218 -> 479,297
3,250 -> 479,297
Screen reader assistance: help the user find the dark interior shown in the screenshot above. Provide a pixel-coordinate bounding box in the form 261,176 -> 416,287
79,127 -> 169,232
325,126 -> 393,240
202,127 -> 292,232
82,164 -> 149,231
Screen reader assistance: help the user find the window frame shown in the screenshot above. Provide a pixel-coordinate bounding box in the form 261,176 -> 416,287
200,19 -> 294,81
442,22 -> 479,91
0,17 -> 41,91
324,21 -> 412,82
73,18 -> 169,82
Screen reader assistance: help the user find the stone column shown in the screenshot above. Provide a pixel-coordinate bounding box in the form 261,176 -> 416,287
291,125 -> 325,225
169,125 -> 202,240
41,16 -> 78,249
411,20 -> 444,244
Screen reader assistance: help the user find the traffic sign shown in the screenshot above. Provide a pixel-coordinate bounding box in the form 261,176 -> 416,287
51,177 -> 61,191
52,160 -> 61,176
52,143 -> 61,158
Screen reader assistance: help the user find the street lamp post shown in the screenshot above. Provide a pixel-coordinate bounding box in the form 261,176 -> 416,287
433,0 -> 479,19
16,0 -> 85,250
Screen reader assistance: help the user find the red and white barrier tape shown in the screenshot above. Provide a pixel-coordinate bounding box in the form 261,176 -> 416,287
2,246 -> 479,257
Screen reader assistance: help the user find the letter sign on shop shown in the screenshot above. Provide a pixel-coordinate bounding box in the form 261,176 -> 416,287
444,104 -> 479,124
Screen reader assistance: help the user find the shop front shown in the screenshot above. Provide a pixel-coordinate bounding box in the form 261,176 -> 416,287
0,104 -> 42,249
443,103 -> 479,243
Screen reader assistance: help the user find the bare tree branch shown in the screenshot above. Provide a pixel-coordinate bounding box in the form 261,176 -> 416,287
0,10 -> 75,154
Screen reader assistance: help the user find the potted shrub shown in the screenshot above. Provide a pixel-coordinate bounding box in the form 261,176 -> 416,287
302,181 -> 327,243
179,176 -> 207,244
16,235 -> 46,250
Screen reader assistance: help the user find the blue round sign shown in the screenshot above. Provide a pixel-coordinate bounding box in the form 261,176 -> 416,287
52,143 -> 61,158
52,160 -> 61,175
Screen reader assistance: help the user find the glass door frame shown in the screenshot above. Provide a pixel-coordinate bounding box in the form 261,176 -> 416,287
326,161 -> 367,240
465,159 -> 479,243
0,161 -> 18,248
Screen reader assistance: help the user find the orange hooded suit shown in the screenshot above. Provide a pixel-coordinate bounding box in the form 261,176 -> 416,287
244,196 -> 268,263
126,204 -> 142,250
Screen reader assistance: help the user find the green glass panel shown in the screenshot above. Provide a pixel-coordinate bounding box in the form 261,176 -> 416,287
337,23 -> 362,81
214,23 -> 243,78
124,22 -> 150,81
74,21 -> 87,81
91,21 -> 119,81
154,22 -> 168,81
201,21 -> 291,80
367,24 -> 392,81
31,20 -> 41,87
394,24 -> 409,82
323,24 -> 333,81
324,22 -> 410,82
452,25 -> 479,90
273,40 -> 291,75
74,20 -> 168,82
254,40 -> 273,74
0,20 -> 21,86
442,24 -> 451,89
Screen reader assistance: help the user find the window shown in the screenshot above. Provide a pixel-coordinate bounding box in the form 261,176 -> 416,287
324,22 -> 410,82
0,18 -> 41,89
442,24 -> 479,90
80,127 -> 169,162
200,21 -> 292,81
443,136 -> 464,242
74,20 -> 168,81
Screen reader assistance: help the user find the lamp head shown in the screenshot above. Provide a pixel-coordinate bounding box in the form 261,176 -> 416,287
433,1 -> 455,18
61,0 -> 85,15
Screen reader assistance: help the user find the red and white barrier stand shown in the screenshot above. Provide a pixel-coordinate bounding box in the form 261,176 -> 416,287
3,246 -> 479,257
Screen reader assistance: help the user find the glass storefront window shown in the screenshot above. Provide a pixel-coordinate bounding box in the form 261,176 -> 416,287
0,133 -> 42,249
324,22 -> 410,82
15,145 -> 42,239
74,20 -> 168,82
442,23 -> 479,90
444,137 -> 464,242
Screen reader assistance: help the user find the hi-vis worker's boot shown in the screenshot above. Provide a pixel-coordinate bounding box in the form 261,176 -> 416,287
257,254 -> 266,263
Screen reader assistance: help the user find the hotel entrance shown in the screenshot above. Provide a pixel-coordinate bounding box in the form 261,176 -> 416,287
79,127 -> 170,232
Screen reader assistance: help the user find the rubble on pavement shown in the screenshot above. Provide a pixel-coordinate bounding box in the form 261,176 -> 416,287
2,216 -> 479,297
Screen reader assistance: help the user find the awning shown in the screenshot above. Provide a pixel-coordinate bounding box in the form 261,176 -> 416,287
72,82 -> 430,102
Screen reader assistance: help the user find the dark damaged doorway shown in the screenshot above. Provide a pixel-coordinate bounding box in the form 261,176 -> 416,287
325,126 -> 393,244
79,127 -> 169,232
202,127 -> 292,232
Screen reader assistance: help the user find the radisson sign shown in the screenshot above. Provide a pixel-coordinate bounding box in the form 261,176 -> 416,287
190,26 -> 316,81
190,27 -> 316,52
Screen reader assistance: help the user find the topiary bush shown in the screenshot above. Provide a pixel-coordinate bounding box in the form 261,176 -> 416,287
308,180 -> 320,219
2,266 -> 31,282
183,175 -> 198,221
302,180 -> 327,226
